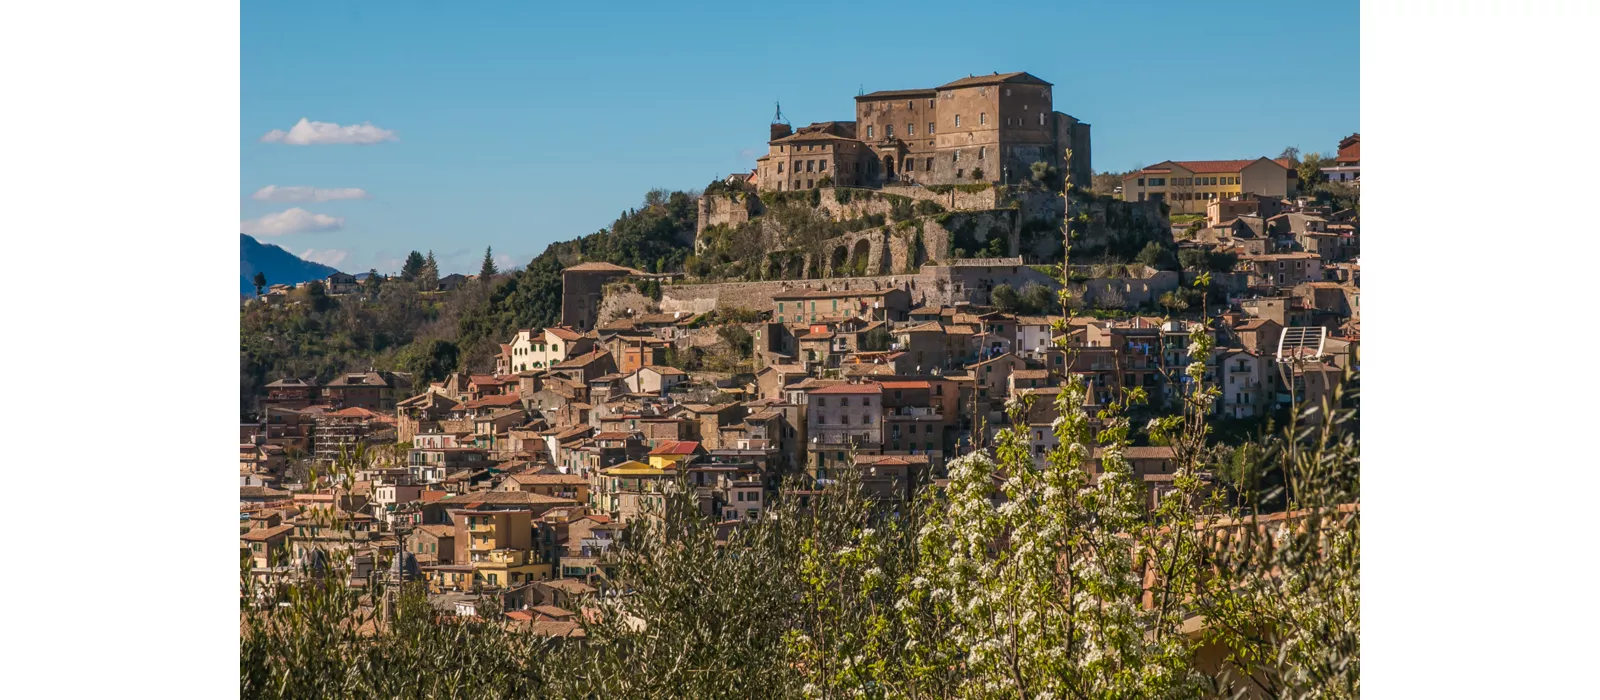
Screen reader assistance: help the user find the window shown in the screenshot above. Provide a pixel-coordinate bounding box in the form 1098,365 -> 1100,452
806,160 -> 814,173
886,124 -> 894,139
954,115 -> 961,127
867,125 -> 874,138
980,113 -> 987,125
926,157 -> 933,170
978,146 -> 986,160
928,121 -> 935,134
953,150 -> 960,162
907,123 -> 914,136
1137,178 -> 1145,186
905,158 -> 913,171
928,99 -> 935,108
1039,112 -> 1046,126
907,100 -> 913,108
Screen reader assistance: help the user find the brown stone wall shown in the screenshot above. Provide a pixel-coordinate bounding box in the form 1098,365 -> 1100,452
856,93 -> 939,185
933,85 -> 1003,184
696,193 -> 762,236
562,269 -> 631,331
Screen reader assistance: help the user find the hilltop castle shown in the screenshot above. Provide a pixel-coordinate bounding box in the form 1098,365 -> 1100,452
753,71 -> 1091,192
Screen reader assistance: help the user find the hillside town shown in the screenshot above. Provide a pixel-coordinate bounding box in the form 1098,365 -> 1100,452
240,73 -> 1359,634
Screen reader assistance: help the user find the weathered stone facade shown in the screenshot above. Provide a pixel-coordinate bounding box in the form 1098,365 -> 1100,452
695,191 -> 762,237
753,72 -> 1090,191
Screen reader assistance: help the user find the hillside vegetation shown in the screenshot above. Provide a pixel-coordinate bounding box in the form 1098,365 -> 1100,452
238,189 -> 699,415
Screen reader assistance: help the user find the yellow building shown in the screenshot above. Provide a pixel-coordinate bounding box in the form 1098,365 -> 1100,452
646,440 -> 701,471
473,549 -> 553,588
1121,158 -> 1298,215
597,460 -> 671,523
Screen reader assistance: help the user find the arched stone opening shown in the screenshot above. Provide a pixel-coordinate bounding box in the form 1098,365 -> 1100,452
850,239 -> 872,276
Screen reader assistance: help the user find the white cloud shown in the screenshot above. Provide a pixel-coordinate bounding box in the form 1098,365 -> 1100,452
250,185 -> 370,203
241,207 -> 345,236
259,118 -> 398,145
298,248 -> 350,267
738,148 -> 757,159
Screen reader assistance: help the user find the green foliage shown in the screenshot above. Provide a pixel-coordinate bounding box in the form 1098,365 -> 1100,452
240,278 -> 445,415
913,199 -> 944,217
633,278 -> 663,301
401,251 -> 425,281
479,246 -> 497,280
1296,152 -> 1328,190
886,194 -> 915,222
716,325 -> 754,358
861,326 -> 893,351
396,338 -> 460,385
361,270 -> 383,297
1136,241 -> 1179,270
251,271 -> 267,296
245,366 -> 1361,699
1021,283 -> 1055,313
1179,248 -> 1238,274
419,251 -> 439,291
991,283 -> 1020,312
1030,161 -> 1064,191
970,167 -> 985,181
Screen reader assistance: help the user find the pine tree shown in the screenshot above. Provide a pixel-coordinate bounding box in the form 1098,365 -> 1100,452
479,246 -> 497,281
362,269 -> 383,297
252,271 -> 267,297
420,251 -> 439,291
401,251 -> 426,281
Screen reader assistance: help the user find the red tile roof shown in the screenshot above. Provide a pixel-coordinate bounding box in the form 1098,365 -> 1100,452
810,383 -> 884,395
877,380 -> 932,390
649,440 -> 701,456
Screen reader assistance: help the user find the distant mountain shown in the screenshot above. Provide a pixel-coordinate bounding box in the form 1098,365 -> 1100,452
240,234 -> 340,295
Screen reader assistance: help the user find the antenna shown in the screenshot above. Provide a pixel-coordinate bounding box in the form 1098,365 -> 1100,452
772,101 -> 789,126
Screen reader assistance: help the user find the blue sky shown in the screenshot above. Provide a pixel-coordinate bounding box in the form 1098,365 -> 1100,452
242,1 -> 1358,275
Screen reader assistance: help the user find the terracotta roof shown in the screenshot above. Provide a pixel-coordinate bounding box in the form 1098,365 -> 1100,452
546,327 -> 584,341
855,87 -> 938,100
554,350 -> 611,369
544,579 -> 597,594
810,383 -> 883,395
877,380 -> 931,390
324,406 -> 395,421
414,524 -> 455,538
1171,159 -> 1275,173
241,524 -> 294,541
240,486 -> 291,499
564,262 -> 640,274
462,394 -> 523,410
529,620 -> 586,638
435,491 -> 577,508
649,440 -> 701,456
508,474 -> 587,486
937,71 -> 1050,89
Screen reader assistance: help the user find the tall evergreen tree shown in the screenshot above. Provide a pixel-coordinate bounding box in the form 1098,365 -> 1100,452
362,269 -> 383,297
401,251 -> 426,281
479,246 -> 497,281
420,251 -> 440,291
252,271 -> 267,297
